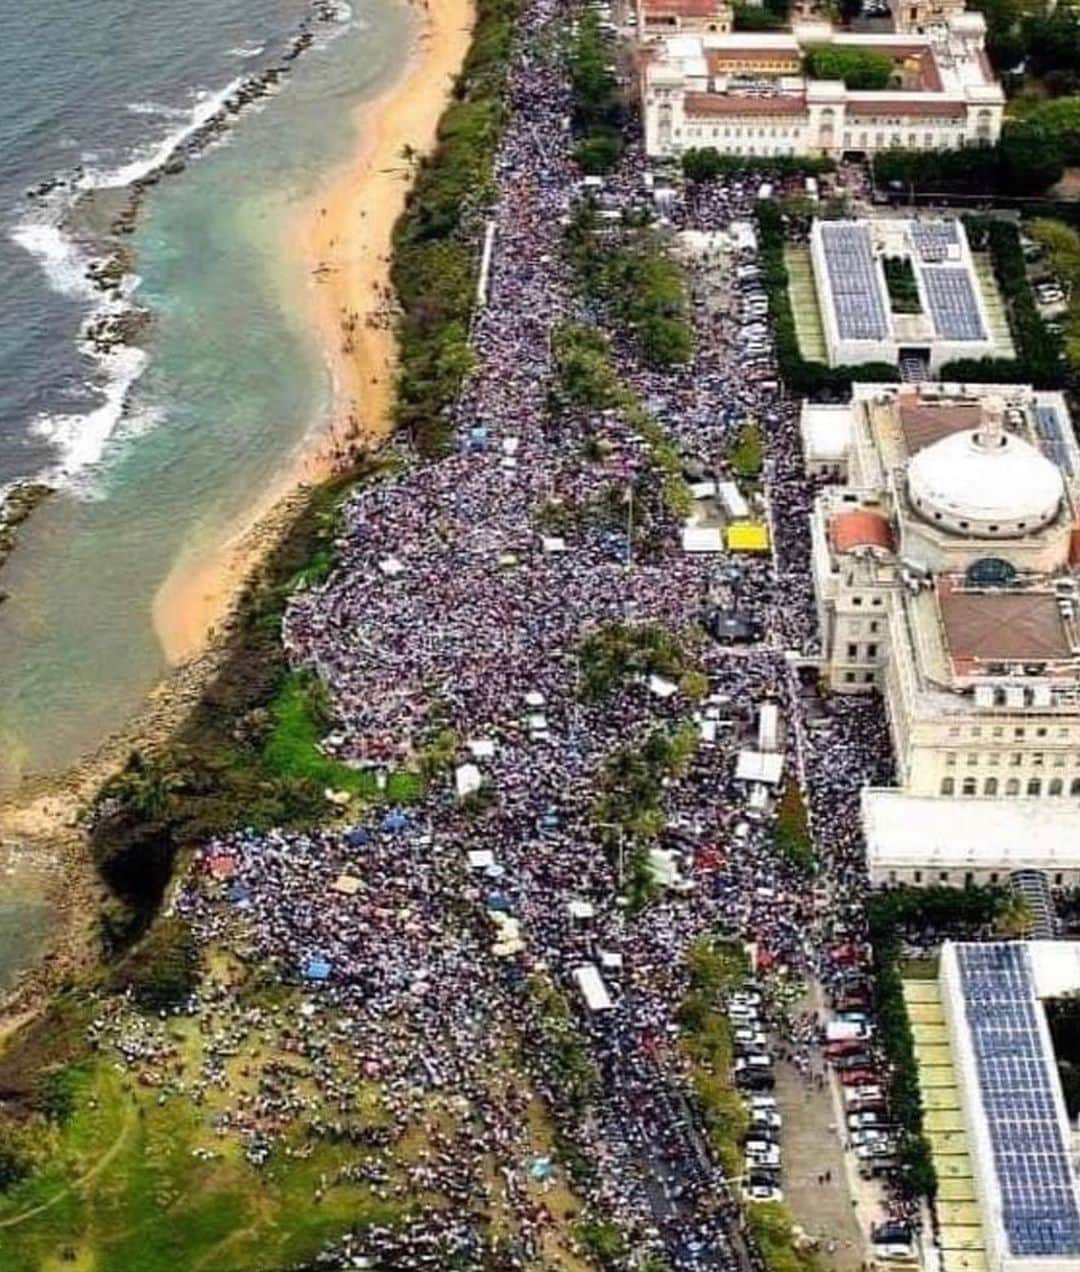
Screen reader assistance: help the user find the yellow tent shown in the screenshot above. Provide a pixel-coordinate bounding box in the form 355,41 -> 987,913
726,521 -> 770,553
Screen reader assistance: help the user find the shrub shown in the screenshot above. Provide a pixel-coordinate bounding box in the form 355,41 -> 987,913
392,0 -> 522,454
774,780 -> 814,871
873,122 -> 1064,199
574,128 -> 623,174
804,46 -> 893,90
0,1120 -> 38,1193
683,148 -> 835,182
116,916 -> 202,1012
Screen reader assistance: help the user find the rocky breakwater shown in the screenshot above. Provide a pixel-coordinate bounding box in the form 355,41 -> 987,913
0,484 -> 53,594
27,0 -> 345,349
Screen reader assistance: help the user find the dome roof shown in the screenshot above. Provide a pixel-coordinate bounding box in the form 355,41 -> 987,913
830,509 -> 895,555
907,422 -> 1063,539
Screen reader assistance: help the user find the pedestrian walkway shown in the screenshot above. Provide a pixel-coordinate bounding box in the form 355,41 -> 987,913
902,980 -> 987,1272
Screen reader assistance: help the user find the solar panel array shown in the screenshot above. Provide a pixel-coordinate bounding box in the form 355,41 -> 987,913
821,225 -> 889,341
1035,404 -> 1075,477
910,220 -> 959,263
957,943 -> 1080,1258
922,267 -> 986,341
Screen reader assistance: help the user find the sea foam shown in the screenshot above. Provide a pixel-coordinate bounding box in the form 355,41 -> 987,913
29,344 -> 150,488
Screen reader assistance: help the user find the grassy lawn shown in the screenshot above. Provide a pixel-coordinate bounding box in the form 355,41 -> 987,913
972,252 -> 1016,360
784,246 -> 827,363
0,1062 -> 408,1272
899,956 -> 940,981
263,671 -> 422,805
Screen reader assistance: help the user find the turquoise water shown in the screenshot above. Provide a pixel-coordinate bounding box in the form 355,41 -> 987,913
0,0 -> 411,791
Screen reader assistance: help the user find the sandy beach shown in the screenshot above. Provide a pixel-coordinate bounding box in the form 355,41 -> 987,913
0,0 -> 476,1019
152,0 -> 475,665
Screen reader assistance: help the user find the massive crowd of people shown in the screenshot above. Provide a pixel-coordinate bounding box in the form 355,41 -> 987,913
101,0 -> 915,1267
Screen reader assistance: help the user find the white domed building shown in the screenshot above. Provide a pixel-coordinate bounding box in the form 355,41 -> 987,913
804,382 -> 1080,888
900,401 -> 1072,574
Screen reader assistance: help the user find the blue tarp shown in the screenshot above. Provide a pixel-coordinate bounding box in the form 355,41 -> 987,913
382,811 -> 408,832
530,1157 -> 555,1182
227,883 -> 251,905
304,960 -> 332,981
485,893 -> 512,913
345,828 -> 371,847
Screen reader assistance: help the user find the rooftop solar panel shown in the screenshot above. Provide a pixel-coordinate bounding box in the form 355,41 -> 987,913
1035,405 -> 1075,477
922,267 -> 985,342
957,944 -> 1080,1258
910,220 -> 959,263
821,224 -> 889,342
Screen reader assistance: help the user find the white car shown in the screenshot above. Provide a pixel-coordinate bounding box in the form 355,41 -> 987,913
751,1110 -> 782,1130
848,1111 -> 881,1130
748,1094 -> 778,1112
744,1184 -> 783,1203
734,1027 -> 768,1049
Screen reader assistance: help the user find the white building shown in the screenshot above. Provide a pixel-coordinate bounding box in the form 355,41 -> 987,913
634,0 -> 733,40
640,16 -> 1003,160
810,218 -> 996,375
803,382 -> 1080,884
939,942 -> 1080,1272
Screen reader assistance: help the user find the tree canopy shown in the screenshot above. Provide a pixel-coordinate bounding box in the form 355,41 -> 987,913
804,46 -> 893,90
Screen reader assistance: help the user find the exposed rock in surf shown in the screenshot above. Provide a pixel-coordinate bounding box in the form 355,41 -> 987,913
0,483 -> 54,585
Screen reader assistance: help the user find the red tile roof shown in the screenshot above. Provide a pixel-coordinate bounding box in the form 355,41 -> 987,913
643,0 -> 725,16
847,98 -> 966,118
830,509 -> 895,554
685,91 -> 806,116
1070,526 -> 1080,567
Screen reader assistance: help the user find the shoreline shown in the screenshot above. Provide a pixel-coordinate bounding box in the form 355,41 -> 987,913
0,0 -> 476,1019
152,0 -> 475,666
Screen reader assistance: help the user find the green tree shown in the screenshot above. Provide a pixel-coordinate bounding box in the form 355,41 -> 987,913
804,46 -> 893,89
999,120 -> 1064,195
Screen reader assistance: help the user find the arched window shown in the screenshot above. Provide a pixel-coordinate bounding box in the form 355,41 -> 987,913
984,777 -> 998,796
962,777 -> 977,796
1028,778 -> 1042,797
1049,778 -> 1063,796
941,777 -> 955,796
1072,778 -> 1080,796
1006,778 -> 1020,796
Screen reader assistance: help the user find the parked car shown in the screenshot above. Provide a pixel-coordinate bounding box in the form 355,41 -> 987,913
734,1027 -> 768,1048
848,1111 -> 882,1129
839,1068 -> 879,1086
825,1039 -> 868,1059
735,1069 -> 775,1091
833,1053 -> 875,1072
747,1094 -> 778,1112
744,1183 -> 783,1203
751,1110 -> 782,1131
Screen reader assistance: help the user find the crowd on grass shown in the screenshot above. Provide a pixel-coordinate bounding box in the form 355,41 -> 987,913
94,0 -> 926,1267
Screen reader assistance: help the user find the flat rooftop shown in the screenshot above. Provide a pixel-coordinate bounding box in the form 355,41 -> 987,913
864,791 -> 1080,871
898,400 -> 982,455
938,583 -> 1072,666
953,943 -> 1080,1259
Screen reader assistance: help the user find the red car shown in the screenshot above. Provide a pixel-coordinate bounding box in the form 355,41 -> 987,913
840,1068 -> 879,1087
825,1039 -> 867,1059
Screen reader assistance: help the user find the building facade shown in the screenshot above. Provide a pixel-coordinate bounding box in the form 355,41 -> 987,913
640,17 -> 1003,159
803,382 -> 1080,883
634,0 -> 733,40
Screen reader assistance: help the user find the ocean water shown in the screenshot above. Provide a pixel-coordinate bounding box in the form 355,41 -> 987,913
0,0 -> 411,799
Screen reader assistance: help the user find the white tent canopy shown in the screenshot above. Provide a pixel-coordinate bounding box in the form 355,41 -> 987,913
573,964 -> 614,1012
736,750 -> 784,785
